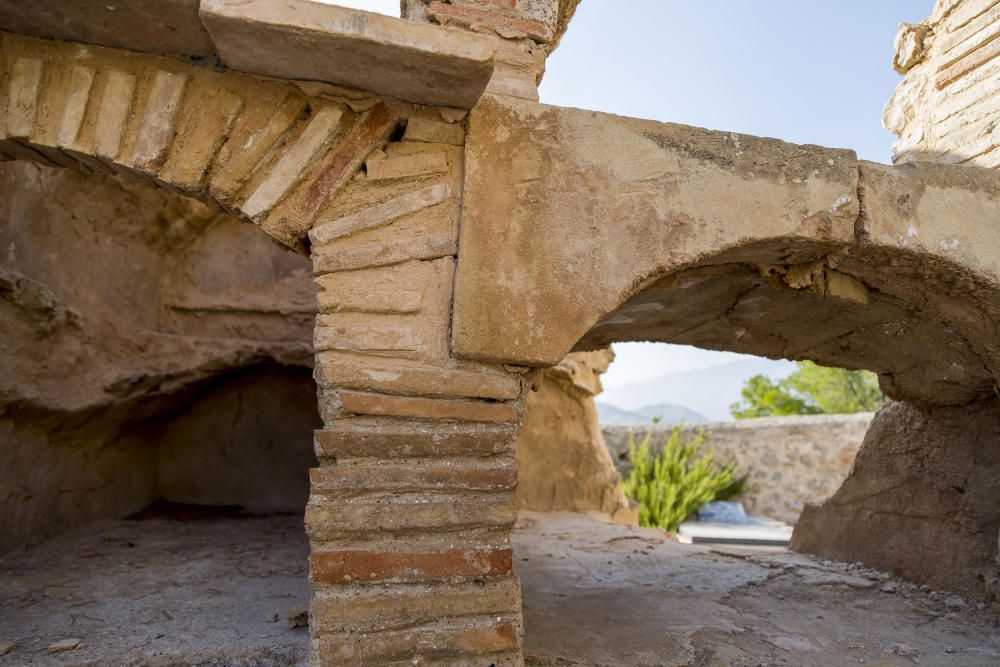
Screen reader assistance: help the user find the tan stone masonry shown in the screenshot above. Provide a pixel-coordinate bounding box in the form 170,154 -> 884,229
4,0 -> 1000,663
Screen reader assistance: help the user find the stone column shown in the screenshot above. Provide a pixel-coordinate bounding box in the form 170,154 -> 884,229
306,110 -> 528,665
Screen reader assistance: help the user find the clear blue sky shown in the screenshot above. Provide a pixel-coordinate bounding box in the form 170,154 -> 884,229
331,0 -> 933,390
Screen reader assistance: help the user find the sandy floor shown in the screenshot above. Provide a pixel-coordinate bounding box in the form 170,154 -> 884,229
1,510 -> 998,666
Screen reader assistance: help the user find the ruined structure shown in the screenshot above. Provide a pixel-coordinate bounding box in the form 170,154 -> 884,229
1,0 -> 999,664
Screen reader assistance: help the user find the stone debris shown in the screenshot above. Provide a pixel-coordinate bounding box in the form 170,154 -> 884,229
0,642 -> 13,656
47,638 -> 82,653
286,603 -> 309,629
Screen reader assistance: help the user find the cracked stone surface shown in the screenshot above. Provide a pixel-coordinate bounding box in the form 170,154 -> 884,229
513,512 -> 1000,667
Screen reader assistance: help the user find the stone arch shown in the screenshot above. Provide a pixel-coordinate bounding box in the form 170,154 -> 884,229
0,32 -> 399,252
452,96 -> 1000,409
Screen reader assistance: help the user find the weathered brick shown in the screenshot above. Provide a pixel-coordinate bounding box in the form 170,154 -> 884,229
314,418 -> 517,459
403,116 -> 466,146
306,492 -> 516,538
266,102 -> 397,238
94,68 -> 136,161
131,70 -> 188,172
309,182 -> 452,246
310,547 -> 513,583
160,85 -> 243,191
315,622 -> 519,662
311,577 -> 520,634
311,230 -> 457,273
314,258 -> 453,315
310,458 -> 517,494
314,312 -> 448,362
241,105 -> 344,218
56,66 -> 95,148
6,58 -> 42,138
209,92 -> 306,203
315,352 -> 522,401
366,150 -> 449,181
335,390 -> 519,423
427,0 -> 552,42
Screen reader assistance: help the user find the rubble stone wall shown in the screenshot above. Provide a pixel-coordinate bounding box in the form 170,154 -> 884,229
603,414 -> 873,525
884,0 -> 1000,167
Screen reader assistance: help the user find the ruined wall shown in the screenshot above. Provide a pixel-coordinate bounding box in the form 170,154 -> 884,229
516,350 -> 632,520
790,0 -> 1000,602
884,0 -> 1000,167
793,400 -> 1000,604
603,414 -> 873,525
0,162 -> 316,551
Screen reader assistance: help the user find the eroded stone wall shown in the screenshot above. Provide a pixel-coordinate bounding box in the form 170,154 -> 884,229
793,400 -> 1000,604
884,0 -> 1000,167
0,161 -> 316,551
516,350 -> 632,520
603,414 -> 873,525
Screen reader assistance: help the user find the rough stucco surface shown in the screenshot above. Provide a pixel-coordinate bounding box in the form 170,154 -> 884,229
793,399 -> 1000,604
0,162 -> 317,551
603,414 -> 873,525
516,350 -> 632,520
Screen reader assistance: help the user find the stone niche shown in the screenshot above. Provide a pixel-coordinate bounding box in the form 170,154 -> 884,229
0,161 -> 320,552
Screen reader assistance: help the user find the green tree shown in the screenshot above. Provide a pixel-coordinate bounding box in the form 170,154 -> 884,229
730,361 -> 883,419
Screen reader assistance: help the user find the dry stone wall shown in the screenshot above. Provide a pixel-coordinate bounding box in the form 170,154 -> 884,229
603,414 -> 872,525
884,0 -> 1000,167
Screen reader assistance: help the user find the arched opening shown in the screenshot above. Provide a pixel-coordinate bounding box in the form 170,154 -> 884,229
514,240 -> 1000,665
0,161 -> 318,661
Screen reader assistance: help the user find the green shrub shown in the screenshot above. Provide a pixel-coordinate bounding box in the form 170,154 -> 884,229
621,426 -> 743,532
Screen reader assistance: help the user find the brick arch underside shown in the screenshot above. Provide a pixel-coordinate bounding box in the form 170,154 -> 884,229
0,31 -> 399,253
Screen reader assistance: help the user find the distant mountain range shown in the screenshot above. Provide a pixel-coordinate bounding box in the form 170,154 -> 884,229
597,358 -> 796,422
596,402 -> 708,425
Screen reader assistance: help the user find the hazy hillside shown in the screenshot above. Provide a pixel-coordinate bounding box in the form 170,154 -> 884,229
598,358 -> 796,422
596,402 -> 708,425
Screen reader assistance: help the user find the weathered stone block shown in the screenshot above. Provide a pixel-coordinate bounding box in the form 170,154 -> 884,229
310,182 -> 453,245
94,69 -> 136,161
310,458 -> 516,494
199,0 -> 496,108
131,71 -> 188,173
311,577 -> 520,634
403,116 -> 466,145
6,58 -> 42,139
313,622 -> 519,663
240,105 -> 345,219
366,150 -> 449,181
314,258 -> 453,315
306,492 -> 516,539
315,352 -> 521,401
310,547 -> 513,583
314,419 -> 518,460
334,390 -> 520,423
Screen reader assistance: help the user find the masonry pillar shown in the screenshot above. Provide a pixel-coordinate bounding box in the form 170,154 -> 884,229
305,109 -> 529,664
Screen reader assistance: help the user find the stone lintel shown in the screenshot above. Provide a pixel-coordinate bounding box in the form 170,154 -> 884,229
199,0 -> 496,108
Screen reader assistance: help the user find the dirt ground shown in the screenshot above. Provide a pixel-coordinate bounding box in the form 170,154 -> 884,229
1,510 -> 998,666
515,512 -> 1000,667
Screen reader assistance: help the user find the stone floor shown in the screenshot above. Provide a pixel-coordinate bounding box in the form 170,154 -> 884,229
1,510 -> 998,666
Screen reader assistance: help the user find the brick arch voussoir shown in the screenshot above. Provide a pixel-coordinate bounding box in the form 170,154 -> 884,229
0,31 -> 399,253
